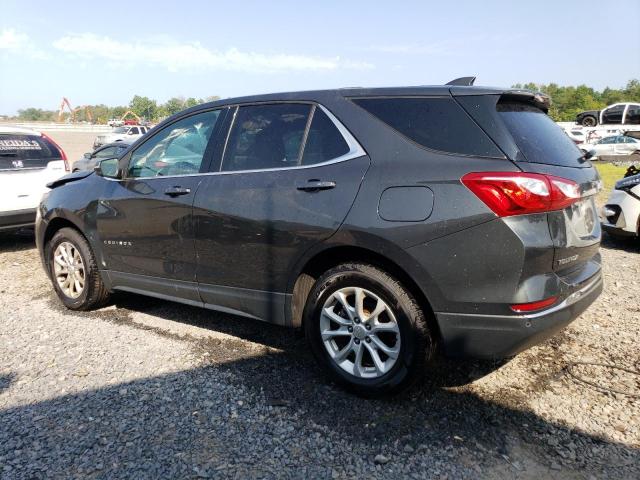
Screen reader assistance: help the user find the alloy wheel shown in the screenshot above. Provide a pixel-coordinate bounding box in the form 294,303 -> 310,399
53,241 -> 86,299
320,286 -> 401,379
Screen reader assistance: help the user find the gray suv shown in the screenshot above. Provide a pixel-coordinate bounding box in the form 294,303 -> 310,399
36,78 -> 602,395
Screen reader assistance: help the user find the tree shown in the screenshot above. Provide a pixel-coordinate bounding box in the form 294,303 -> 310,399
184,97 -> 201,108
163,96 -> 187,116
129,95 -> 158,121
16,108 -> 57,121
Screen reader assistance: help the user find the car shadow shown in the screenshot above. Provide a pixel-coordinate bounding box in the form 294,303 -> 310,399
13,292 -> 630,478
0,229 -> 35,253
1,343 -> 637,478
600,232 -> 640,252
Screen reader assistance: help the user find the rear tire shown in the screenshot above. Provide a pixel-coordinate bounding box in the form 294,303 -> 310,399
303,263 -> 435,397
46,227 -> 111,310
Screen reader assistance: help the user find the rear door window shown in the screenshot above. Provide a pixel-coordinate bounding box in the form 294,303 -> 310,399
497,102 -> 585,167
0,134 -> 63,170
351,97 -> 502,157
221,104 -> 312,171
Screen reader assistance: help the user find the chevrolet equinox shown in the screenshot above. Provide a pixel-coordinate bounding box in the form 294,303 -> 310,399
36,78 -> 603,395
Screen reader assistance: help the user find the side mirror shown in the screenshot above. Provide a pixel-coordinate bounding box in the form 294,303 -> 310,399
127,130 -> 134,135
83,152 -> 91,159
584,149 -> 597,160
94,157 -> 121,179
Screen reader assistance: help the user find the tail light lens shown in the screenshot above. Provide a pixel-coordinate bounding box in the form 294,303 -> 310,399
510,296 -> 558,313
461,172 -> 580,217
41,133 -> 69,172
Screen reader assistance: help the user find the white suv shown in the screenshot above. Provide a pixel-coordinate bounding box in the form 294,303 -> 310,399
0,126 -> 69,232
93,125 -> 149,148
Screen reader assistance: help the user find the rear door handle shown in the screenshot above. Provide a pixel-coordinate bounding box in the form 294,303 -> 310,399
164,186 -> 191,197
296,180 -> 336,192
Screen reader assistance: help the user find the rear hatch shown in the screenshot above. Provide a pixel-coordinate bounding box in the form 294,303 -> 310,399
456,92 -> 601,276
0,133 -> 68,212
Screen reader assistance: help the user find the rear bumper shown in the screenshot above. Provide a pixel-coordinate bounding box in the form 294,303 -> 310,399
0,208 -> 36,232
436,272 -> 603,358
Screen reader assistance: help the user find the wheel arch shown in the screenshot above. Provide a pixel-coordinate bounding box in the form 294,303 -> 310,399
41,217 -> 89,275
288,244 -> 441,341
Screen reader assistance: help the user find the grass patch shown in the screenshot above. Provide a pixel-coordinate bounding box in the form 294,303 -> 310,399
594,163 -> 627,204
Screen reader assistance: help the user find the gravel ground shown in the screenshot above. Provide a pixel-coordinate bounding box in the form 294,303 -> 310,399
0,231 -> 638,479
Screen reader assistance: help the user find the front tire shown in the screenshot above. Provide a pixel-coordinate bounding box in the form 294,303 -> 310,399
46,227 -> 111,310
581,115 -> 597,127
303,263 -> 435,396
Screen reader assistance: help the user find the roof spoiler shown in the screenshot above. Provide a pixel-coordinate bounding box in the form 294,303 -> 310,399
499,90 -> 551,113
446,76 -> 476,86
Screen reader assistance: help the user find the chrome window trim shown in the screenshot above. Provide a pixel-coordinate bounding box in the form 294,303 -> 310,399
116,102 -> 367,180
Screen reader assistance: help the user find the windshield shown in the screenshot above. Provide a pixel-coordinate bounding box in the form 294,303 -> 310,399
498,102 -> 586,167
113,127 -> 128,134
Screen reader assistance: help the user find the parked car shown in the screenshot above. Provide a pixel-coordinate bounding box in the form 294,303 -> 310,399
565,128 -> 587,144
576,102 -> 640,127
107,118 -> 124,127
93,125 -> 150,149
601,165 -> 640,239
36,82 -> 603,396
73,142 -> 131,172
0,126 -> 68,232
577,135 -> 640,158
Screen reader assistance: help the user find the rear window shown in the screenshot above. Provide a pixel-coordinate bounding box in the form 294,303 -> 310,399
497,102 -> 585,167
352,97 -> 502,157
0,134 -> 63,170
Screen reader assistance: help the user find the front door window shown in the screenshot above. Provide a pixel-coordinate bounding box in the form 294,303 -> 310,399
128,110 -> 221,177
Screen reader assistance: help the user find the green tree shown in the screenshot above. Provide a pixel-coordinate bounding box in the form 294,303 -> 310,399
163,96 -> 187,116
184,97 -> 201,108
17,108 -> 57,121
129,95 -> 158,121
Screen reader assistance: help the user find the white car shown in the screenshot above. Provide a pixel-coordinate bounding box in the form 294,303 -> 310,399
601,167 -> 640,238
107,118 -> 124,127
0,126 -> 69,232
578,135 -> 640,159
93,125 -> 150,148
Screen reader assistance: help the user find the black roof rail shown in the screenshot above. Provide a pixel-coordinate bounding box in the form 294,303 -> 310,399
446,76 -> 476,86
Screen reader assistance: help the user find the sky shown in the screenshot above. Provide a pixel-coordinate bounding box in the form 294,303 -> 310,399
0,0 -> 639,115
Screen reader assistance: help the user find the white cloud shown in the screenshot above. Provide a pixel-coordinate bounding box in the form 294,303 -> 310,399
53,33 -> 373,73
0,28 -> 48,59
0,29 -> 30,50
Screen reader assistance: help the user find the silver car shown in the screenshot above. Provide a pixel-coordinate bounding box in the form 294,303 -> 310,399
72,142 -> 131,171
578,135 -> 640,159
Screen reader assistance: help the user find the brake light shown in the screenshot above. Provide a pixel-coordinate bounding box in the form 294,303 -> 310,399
510,296 -> 558,313
41,133 -> 69,172
461,172 -> 580,217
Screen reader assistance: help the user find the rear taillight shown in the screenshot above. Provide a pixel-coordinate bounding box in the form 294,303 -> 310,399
41,133 -> 69,171
510,296 -> 558,313
461,172 -> 580,217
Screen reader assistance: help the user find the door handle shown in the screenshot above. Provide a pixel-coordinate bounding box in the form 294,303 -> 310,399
296,180 -> 336,192
164,186 -> 191,197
